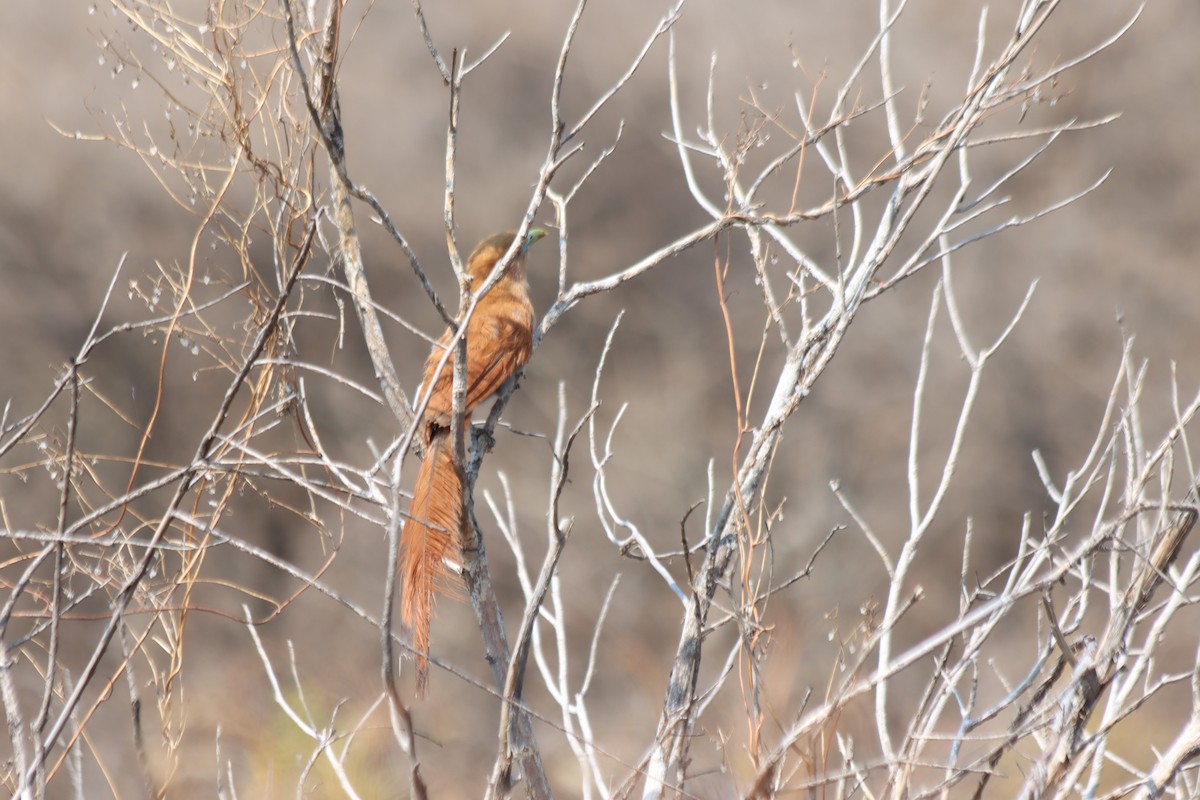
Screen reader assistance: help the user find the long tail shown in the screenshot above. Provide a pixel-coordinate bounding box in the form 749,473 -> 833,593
400,430 -> 462,691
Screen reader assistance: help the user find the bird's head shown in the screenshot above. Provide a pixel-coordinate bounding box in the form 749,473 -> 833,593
466,227 -> 548,284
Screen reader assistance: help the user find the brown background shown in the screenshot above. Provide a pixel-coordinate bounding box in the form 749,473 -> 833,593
1,1 -> 1197,796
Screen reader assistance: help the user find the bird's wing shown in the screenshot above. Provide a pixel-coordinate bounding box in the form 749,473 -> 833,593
418,309 -> 532,425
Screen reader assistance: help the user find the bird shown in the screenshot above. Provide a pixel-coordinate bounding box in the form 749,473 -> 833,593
401,227 -> 546,691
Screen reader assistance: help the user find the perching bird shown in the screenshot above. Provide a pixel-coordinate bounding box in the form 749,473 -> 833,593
401,228 -> 546,691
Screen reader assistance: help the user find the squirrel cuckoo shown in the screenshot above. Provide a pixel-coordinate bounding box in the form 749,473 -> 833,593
401,228 -> 546,690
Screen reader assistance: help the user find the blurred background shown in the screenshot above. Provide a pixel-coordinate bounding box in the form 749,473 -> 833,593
1,0 -> 1197,796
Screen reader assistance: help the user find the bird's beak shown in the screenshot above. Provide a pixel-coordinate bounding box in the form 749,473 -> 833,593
523,228 -> 548,253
